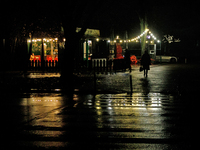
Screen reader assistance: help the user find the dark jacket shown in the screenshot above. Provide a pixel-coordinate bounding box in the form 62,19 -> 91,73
141,53 -> 151,70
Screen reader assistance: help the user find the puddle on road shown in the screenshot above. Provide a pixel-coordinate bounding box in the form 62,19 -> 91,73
85,93 -> 180,139
7,92 -> 182,149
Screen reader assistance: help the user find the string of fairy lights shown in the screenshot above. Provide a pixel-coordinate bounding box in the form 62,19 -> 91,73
27,29 -> 160,44
99,28 -> 160,43
28,38 -> 59,43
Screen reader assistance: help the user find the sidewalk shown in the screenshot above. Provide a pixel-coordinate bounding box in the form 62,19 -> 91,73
1,63 -> 198,149
0,63 -> 199,95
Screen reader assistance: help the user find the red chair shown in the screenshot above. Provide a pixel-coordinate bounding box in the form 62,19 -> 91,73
130,55 -> 138,65
46,56 -> 52,62
35,55 -> 41,62
54,57 -> 58,62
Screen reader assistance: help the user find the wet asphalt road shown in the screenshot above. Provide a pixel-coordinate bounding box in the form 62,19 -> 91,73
1,64 -> 198,149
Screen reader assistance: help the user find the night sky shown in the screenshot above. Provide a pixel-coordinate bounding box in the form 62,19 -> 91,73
1,1 -> 200,40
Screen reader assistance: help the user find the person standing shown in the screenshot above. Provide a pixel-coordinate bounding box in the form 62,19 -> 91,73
124,49 -> 131,72
141,50 -> 151,77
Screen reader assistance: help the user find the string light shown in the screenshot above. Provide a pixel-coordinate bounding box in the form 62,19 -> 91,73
108,29 -> 159,43
28,38 -> 59,43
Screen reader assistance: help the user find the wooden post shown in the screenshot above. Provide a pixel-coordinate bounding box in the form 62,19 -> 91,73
94,71 -> 96,93
35,60 -> 38,70
100,59 -> 103,73
97,59 -> 99,74
103,59 -> 106,73
130,75 -> 133,94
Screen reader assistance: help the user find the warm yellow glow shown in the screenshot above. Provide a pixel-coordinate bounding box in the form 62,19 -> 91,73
114,40 -> 116,43
128,29 -> 159,43
120,40 -> 122,43
96,38 -> 99,42
55,38 -> 58,41
63,38 -> 66,41
116,36 -> 119,39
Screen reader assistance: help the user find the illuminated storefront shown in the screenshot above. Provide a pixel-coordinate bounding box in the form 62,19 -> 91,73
26,28 -> 103,70
27,38 -> 60,62
27,28 -> 100,63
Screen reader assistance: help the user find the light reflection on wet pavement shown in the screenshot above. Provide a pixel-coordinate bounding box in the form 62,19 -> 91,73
2,92 -> 193,149
2,64 -> 198,149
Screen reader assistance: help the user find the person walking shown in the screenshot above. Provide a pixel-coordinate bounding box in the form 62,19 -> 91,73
141,50 -> 151,77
